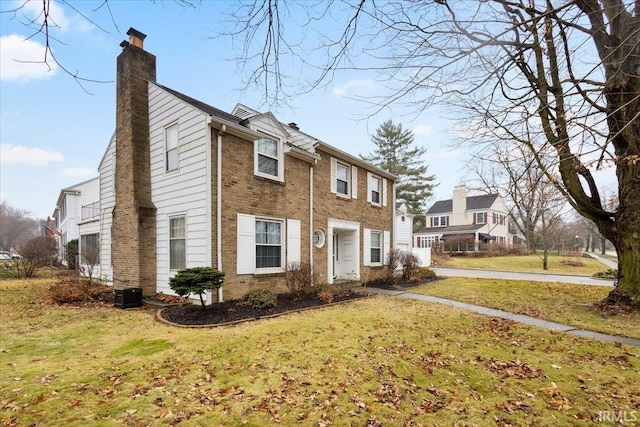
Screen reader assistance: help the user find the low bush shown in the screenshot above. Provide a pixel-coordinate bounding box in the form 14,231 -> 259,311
420,267 -> 437,280
242,288 -> 277,309
169,267 -> 225,308
593,268 -> 617,279
317,291 -> 334,304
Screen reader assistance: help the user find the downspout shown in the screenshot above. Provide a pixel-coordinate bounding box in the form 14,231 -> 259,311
309,162 -> 315,285
217,124 -> 226,302
392,180 -> 397,252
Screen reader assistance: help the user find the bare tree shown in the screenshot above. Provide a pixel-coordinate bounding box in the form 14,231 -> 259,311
222,1 -> 639,303
79,235 -> 100,283
0,201 -> 39,252
16,236 -> 57,278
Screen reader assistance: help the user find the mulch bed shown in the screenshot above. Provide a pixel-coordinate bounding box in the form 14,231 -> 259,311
159,291 -> 369,326
363,276 -> 442,290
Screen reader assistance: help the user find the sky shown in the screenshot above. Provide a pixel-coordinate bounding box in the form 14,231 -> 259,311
1,1 -> 616,220
0,0 -> 473,220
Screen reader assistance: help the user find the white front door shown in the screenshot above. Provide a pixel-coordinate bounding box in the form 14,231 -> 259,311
328,218 -> 361,284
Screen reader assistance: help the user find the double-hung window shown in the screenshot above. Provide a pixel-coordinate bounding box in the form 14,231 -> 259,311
255,219 -> 282,269
433,216 -> 447,227
255,136 -> 284,181
80,233 -> 100,265
370,231 -> 382,264
475,212 -> 486,224
165,124 -> 179,172
169,216 -> 186,270
369,174 -> 381,205
336,162 -> 350,196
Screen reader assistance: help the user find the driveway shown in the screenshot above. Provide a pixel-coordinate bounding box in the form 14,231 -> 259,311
431,267 -> 615,286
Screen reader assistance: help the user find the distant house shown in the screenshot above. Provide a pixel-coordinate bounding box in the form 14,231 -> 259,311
395,201 -> 414,253
51,177 -> 100,271
88,28 -> 396,302
414,185 -> 509,252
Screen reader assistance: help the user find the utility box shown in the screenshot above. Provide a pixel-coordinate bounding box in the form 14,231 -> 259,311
114,287 -> 143,309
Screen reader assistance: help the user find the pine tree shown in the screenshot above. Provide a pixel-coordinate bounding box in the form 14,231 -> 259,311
361,120 -> 437,218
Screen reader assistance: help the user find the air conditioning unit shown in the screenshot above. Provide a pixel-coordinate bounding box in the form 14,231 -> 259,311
114,287 -> 143,309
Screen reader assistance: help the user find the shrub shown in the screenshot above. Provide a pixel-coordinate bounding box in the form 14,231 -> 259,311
16,236 -> 57,278
385,248 -> 403,276
399,251 -> 421,279
169,267 -> 225,308
285,261 -> 316,299
420,267 -> 437,280
593,268 -> 617,279
317,290 -> 334,304
241,288 -> 277,310
65,239 -> 79,271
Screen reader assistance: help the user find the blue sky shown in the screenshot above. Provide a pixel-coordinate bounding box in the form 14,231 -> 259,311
1,1 -> 487,219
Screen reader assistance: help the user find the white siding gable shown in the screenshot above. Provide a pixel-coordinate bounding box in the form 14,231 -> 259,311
149,82 -> 211,294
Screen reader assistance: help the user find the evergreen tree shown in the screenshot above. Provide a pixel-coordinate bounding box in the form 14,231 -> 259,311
361,120 -> 437,217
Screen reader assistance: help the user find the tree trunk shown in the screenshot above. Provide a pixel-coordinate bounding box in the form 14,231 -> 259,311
542,249 -> 548,271
612,196 -> 640,300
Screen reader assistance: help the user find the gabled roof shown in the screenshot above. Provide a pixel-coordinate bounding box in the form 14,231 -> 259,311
156,83 -> 242,124
426,194 -> 499,214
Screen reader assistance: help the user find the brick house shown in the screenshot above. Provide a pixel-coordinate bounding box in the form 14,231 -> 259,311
97,28 -> 395,302
414,185 -> 509,252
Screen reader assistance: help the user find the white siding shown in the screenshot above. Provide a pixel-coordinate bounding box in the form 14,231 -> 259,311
149,82 -> 211,295
99,134 -> 116,282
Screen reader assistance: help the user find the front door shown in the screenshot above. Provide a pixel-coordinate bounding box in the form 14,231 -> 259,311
333,233 -> 341,279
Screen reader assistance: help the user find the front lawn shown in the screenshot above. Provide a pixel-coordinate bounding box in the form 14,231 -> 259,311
437,254 -> 606,276
1,278 -> 639,426
411,277 -> 640,340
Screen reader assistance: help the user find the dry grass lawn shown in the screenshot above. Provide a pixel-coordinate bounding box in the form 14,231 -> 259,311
411,277 -> 640,340
438,254 -> 606,276
1,277 -> 639,426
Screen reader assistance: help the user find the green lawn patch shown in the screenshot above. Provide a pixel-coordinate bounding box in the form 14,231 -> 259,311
1,278 -> 638,426
440,254 -> 606,276
412,277 -> 640,339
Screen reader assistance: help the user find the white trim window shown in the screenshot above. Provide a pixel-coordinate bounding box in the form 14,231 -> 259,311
474,212 -> 486,224
237,214 -> 299,274
169,216 -> 186,270
255,219 -> 282,269
363,228 -> 390,266
433,216 -> 447,227
80,233 -> 100,265
254,137 -> 284,181
369,173 -> 381,205
165,123 -> 179,172
330,158 -> 358,199
370,231 -> 382,264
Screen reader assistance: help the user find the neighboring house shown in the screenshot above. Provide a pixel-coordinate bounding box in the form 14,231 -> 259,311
414,185 -> 509,251
52,177 -> 100,271
94,28 -> 395,302
395,201 -> 414,253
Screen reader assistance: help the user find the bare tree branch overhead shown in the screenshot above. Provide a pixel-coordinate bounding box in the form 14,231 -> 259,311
222,0 -> 639,301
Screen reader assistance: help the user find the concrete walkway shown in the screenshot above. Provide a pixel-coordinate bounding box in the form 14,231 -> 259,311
583,252 -> 618,269
363,287 -> 640,348
431,267 -> 615,286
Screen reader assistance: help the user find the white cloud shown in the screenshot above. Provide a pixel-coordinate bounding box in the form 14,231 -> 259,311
0,34 -> 58,81
413,124 -> 433,136
333,79 -> 377,97
0,143 -> 63,166
21,0 -> 71,31
59,167 -> 95,177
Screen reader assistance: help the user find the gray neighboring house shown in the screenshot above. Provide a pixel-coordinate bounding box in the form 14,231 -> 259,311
414,185 -> 510,251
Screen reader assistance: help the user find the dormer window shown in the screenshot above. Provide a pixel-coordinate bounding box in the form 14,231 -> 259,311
254,136 -> 284,181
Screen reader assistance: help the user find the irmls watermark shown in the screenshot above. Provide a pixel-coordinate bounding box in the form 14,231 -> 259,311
597,410 -> 638,423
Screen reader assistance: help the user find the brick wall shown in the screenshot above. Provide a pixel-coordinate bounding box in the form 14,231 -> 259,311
215,132 -> 313,301
112,36 -> 157,296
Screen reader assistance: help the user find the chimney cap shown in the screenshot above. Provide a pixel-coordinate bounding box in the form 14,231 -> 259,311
288,122 -> 299,130
127,27 -> 147,40
126,27 -> 147,49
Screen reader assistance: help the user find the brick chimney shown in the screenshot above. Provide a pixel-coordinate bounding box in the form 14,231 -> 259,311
112,28 -> 157,295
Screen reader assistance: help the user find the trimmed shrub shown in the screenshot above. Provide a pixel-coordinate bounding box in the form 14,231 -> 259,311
242,288 -> 277,310
169,267 -> 225,308
65,239 -> 79,271
420,267 -> 437,280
